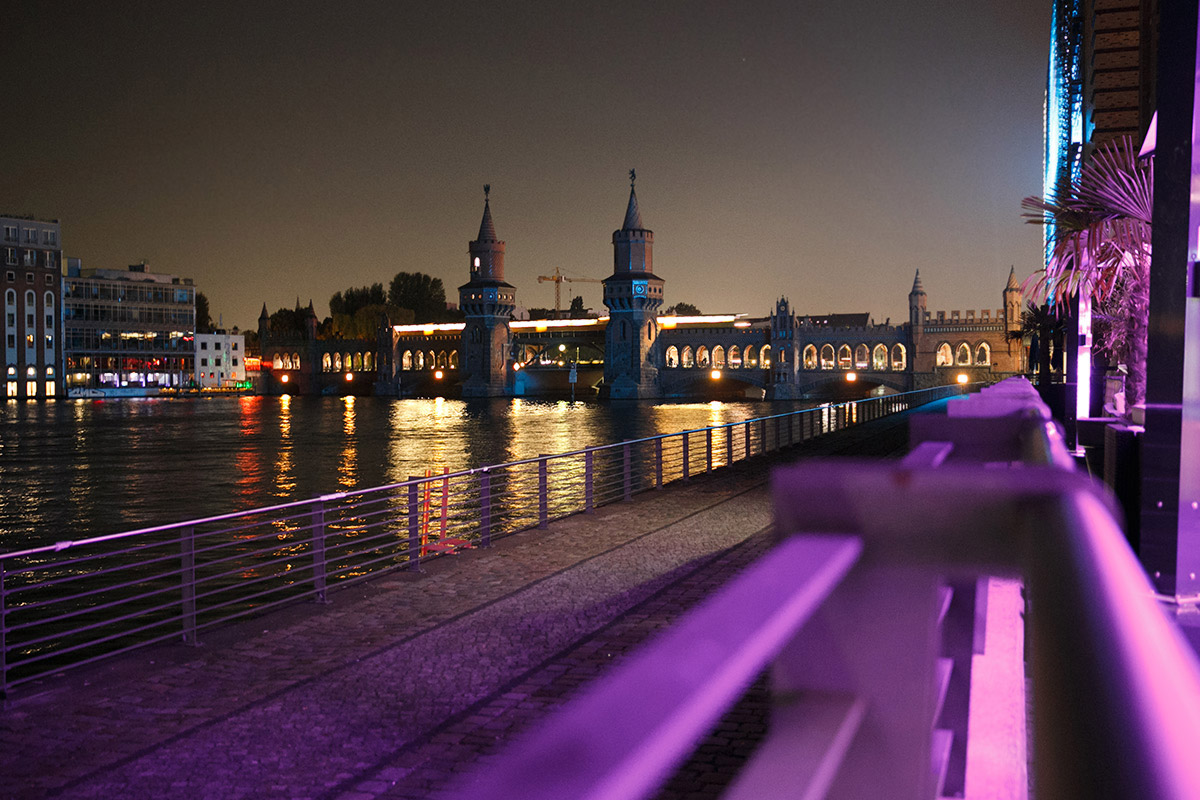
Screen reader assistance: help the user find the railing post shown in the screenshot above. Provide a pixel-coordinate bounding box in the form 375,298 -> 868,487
682,432 -> 690,480
181,525 -> 199,645
623,441 -> 633,501
538,457 -> 549,529
407,481 -> 421,570
480,469 -> 493,547
745,420 -> 752,459
1,560 -> 7,704
584,451 -> 594,512
655,438 -> 663,489
312,501 -> 329,601
706,428 -> 713,472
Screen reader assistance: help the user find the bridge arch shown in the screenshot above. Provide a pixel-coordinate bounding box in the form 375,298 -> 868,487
803,344 -> 817,370
744,346 -> 758,368
891,343 -> 906,371
936,342 -> 952,367
974,342 -> 990,365
837,344 -> 852,369
681,346 -> 694,368
872,344 -> 888,370
760,344 -> 771,368
854,344 -> 869,369
696,346 -> 710,368
665,345 -> 679,367
729,345 -> 742,368
955,342 -> 971,366
713,345 -> 726,369
819,344 -> 834,370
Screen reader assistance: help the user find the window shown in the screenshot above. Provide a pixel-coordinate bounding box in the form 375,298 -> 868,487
5,334 -> 13,347
26,366 -> 36,378
837,345 -> 853,370
200,358 -> 208,367
664,346 -> 678,367
232,342 -> 239,351
5,271 -> 13,281
23,251 -> 35,267
803,344 -> 817,370
26,273 -> 33,283
43,252 -> 54,268
44,274 -> 52,285
3,226 -> 16,242
215,342 -> 221,350
200,341 -> 208,350
936,343 -> 952,367
5,250 -> 15,266
232,357 -> 239,366
955,343 -> 971,366
5,312 -> 12,326
43,231 -> 56,246
23,229 -> 37,243
26,334 -> 34,347
872,344 -> 888,371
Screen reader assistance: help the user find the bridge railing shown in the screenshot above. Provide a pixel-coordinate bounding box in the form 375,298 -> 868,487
0,383 -> 967,700
444,377 -> 1200,799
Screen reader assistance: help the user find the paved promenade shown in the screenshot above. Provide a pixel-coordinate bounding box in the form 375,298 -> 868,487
1,407 -> 920,800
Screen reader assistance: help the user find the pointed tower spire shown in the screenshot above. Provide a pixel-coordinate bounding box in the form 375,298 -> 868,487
259,302 -> 269,321
622,169 -> 644,231
911,269 -> 925,294
477,184 -> 498,242
1006,265 -> 1019,290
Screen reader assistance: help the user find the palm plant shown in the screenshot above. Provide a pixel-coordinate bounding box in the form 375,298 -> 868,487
1007,301 -> 1066,383
1021,135 -> 1153,408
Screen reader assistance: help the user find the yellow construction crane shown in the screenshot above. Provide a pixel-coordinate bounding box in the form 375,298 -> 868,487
537,266 -> 602,318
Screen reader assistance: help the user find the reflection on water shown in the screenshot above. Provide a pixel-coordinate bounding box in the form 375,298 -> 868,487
0,396 -> 817,552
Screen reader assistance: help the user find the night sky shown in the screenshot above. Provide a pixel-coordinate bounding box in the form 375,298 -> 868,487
4,1 -> 1048,330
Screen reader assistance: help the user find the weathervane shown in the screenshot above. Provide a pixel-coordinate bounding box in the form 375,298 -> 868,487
484,183 -> 490,200
629,168 -> 636,187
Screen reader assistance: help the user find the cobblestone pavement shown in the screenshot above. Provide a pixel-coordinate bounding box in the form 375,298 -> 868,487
0,406 -> 920,800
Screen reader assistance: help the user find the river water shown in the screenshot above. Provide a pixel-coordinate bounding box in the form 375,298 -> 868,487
0,396 -> 817,553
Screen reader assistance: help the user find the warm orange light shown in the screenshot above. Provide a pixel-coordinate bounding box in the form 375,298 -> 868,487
280,374 -> 289,383
345,372 -> 353,381
846,371 -> 857,382
957,373 -> 969,384
434,369 -> 444,379
710,369 -> 721,380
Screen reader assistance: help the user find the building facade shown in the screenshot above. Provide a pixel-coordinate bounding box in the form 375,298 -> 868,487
458,186 -> 516,398
2,215 -> 63,399
62,262 -> 196,395
194,331 -> 247,388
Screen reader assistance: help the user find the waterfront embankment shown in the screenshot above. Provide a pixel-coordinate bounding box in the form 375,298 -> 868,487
0,403 -> 927,800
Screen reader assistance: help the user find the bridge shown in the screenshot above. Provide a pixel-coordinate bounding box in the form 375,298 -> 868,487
257,181 -> 1027,399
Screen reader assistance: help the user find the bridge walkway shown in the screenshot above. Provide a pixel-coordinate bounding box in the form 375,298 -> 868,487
1,405 -> 933,800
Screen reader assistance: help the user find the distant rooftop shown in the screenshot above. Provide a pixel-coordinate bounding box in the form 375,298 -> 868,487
0,213 -> 60,224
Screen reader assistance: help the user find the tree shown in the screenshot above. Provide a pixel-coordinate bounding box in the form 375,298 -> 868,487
329,284 -> 387,317
195,292 -> 213,334
1022,135 -> 1152,407
568,295 -> 586,317
1008,302 -> 1065,384
388,272 -> 447,322
665,302 -> 701,316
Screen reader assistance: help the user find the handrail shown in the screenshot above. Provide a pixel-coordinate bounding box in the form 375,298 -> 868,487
442,378 -> 1200,799
0,383 -> 969,698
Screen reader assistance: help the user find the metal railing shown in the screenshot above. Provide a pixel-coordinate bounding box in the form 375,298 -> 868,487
447,377 -> 1200,799
0,384 -> 967,699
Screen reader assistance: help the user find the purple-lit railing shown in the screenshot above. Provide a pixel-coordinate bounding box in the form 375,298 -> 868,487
448,378 -> 1200,800
0,384 -> 967,699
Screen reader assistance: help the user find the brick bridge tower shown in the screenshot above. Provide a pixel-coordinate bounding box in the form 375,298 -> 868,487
909,269 -> 927,354
603,170 -> 665,398
459,186 -> 515,397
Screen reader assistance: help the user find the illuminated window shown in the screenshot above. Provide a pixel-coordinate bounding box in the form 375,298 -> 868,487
364,352 -> 373,371
449,350 -> 457,368
44,381 -> 54,397
696,346 -> 710,368
744,346 -> 757,368
681,346 -> 694,368
803,344 -> 817,370
837,345 -> 852,370
975,343 -> 990,365
293,352 -> 301,369
401,350 -> 412,370
854,344 -> 869,369
955,343 -> 971,366
273,354 -> 283,369
729,345 -> 742,369
322,353 -> 332,371
820,344 -> 834,370
936,343 -> 952,367
6,381 -> 16,397
665,345 -> 679,367
25,380 -> 36,397
712,345 -> 725,369
872,344 -> 888,371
